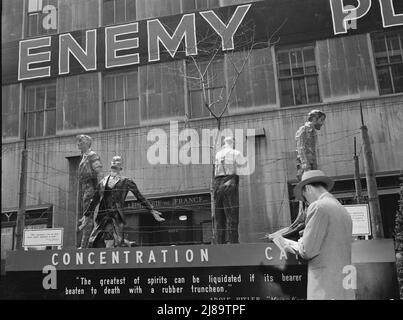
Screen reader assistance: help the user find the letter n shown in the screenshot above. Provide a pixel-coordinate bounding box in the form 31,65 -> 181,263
59,30 -> 97,75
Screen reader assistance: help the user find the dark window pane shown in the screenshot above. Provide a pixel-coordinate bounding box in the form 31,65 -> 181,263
115,101 -> 124,125
103,0 -> 114,25
306,76 -> 320,103
290,50 -> 304,76
376,56 -> 389,65
27,113 -> 36,137
35,111 -> 44,136
278,52 -> 291,77
391,63 -> 403,93
376,66 -> 393,95
279,79 -> 294,107
386,34 -> 400,54
115,75 -> 124,100
373,36 -> 387,54
303,48 -> 317,74
27,14 -> 38,37
46,86 -> 56,109
126,72 -> 138,99
105,76 -> 115,101
46,109 -> 56,135
126,99 -> 139,126
105,102 -> 117,128
36,87 -> 46,110
293,77 -> 307,105
26,88 -> 36,111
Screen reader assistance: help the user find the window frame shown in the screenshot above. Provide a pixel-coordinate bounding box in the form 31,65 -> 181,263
103,70 -> 140,129
102,0 -> 137,26
371,30 -> 403,95
25,0 -> 58,38
276,43 -> 321,107
24,81 -> 57,138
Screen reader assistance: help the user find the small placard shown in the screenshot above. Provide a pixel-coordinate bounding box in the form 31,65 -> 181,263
344,204 -> 371,236
23,228 -> 63,247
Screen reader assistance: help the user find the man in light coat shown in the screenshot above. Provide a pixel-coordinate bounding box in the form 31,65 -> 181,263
275,170 -> 356,300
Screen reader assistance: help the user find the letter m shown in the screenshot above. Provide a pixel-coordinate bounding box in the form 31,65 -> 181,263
148,14 -> 197,62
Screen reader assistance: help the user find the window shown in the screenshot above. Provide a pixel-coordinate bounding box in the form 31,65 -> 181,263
2,85 -> 20,139
26,0 -> 57,37
103,0 -> 136,25
182,0 -> 220,11
104,71 -> 140,129
57,74 -> 99,131
276,45 -> 320,107
25,82 -> 56,138
187,58 -> 226,119
372,31 -> 403,95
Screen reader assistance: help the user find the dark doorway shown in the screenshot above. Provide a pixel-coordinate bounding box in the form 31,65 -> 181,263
67,156 -> 80,247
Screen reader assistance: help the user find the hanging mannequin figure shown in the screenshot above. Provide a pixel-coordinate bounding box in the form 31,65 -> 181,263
79,156 -> 165,248
214,136 -> 247,244
266,110 -> 326,240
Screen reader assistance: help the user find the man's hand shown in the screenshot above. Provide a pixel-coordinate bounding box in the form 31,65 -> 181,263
276,236 -> 299,254
78,216 -> 90,231
151,210 -> 165,222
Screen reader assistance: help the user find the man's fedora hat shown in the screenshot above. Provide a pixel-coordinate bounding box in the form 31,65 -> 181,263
294,170 -> 334,201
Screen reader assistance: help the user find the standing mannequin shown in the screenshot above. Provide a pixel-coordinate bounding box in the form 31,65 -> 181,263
267,110 -> 326,240
76,135 -> 102,249
80,156 -> 165,248
214,136 -> 246,244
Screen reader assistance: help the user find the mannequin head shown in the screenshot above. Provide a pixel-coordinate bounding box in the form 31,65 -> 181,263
307,110 -> 326,130
223,136 -> 234,147
76,135 -> 92,153
110,156 -> 123,175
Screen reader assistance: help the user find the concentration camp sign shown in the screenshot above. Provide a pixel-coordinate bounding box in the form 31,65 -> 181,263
4,244 -> 307,300
2,0 -> 402,84
3,241 -> 400,300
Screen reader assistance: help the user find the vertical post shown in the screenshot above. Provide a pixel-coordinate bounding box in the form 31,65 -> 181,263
16,117 -> 28,250
210,118 -> 221,245
360,104 -> 384,238
353,137 -> 363,204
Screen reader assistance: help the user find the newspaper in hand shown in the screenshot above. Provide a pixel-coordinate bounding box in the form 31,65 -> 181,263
272,236 -> 299,254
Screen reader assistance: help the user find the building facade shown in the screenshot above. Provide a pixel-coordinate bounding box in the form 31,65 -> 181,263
2,0 -> 403,260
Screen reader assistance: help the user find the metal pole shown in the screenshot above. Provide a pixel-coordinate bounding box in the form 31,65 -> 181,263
360,104 -> 384,238
353,137 -> 363,204
15,116 -> 28,250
